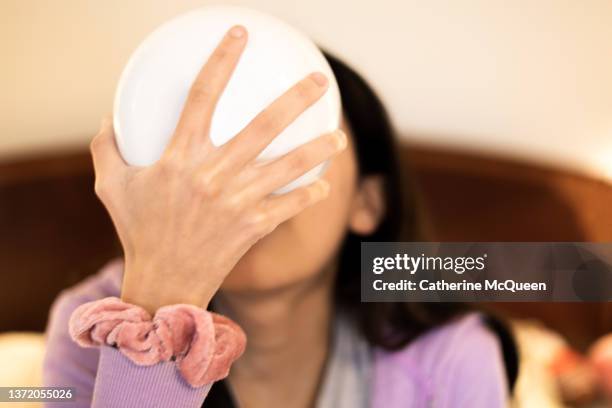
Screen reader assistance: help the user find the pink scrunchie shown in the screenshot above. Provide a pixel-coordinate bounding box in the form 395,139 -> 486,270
68,297 -> 246,387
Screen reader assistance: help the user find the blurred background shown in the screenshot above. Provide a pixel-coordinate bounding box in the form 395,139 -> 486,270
1,0 -> 611,407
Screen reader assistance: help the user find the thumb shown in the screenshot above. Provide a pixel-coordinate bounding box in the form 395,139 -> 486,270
90,116 -> 127,185
89,116 -> 128,190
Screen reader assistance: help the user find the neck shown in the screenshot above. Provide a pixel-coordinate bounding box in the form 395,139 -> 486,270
213,269 -> 335,407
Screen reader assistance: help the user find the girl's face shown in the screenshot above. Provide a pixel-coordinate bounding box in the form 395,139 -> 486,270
220,118 -> 383,292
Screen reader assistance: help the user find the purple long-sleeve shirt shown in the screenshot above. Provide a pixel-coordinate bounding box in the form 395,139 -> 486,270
43,259 -> 509,407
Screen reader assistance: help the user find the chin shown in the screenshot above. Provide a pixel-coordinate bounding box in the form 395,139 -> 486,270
219,246 -> 288,292
219,250 -> 321,294
217,225 -> 335,293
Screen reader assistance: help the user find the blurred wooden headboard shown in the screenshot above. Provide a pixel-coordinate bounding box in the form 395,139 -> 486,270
0,145 -> 610,349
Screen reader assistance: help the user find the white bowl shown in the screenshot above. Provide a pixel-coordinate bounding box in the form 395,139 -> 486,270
113,6 -> 341,192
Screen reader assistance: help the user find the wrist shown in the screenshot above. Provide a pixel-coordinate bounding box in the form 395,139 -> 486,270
121,261 -> 217,313
69,297 -> 247,387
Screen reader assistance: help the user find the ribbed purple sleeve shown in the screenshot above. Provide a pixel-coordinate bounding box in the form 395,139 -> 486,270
92,347 -> 209,407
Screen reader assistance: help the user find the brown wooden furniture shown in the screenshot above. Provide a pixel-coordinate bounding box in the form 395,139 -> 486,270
404,146 -> 612,349
1,145 -> 610,349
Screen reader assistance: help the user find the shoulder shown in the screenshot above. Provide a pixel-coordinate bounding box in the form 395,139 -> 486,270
414,312 -> 505,368
45,257 -> 124,343
373,312 -> 509,407
44,258 -> 123,355
376,312 -> 505,368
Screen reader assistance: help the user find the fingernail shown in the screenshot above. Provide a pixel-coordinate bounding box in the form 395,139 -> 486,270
335,130 -> 347,150
229,25 -> 246,38
310,72 -> 328,87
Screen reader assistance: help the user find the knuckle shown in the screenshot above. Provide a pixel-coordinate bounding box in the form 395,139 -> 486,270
210,48 -> 228,65
253,110 -> 280,135
89,133 -> 104,153
189,85 -> 213,105
93,177 -> 110,199
223,194 -> 245,214
248,210 -> 268,226
158,155 -> 182,175
244,210 -> 271,235
296,187 -> 315,207
286,152 -> 308,170
324,133 -> 341,151
261,222 -> 278,236
193,172 -> 222,199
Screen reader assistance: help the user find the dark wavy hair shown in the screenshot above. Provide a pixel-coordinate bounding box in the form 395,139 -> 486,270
323,52 -> 466,350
